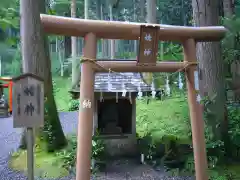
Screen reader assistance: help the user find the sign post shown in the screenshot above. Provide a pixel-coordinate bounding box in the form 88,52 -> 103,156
12,73 -> 44,180
26,127 -> 34,180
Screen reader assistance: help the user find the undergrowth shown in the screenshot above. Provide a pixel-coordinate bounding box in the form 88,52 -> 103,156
136,94 -> 240,179
10,77 -> 240,179
56,132 -> 105,174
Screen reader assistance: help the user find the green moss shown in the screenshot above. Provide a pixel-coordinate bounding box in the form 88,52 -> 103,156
9,150 -> 69,178
218,164 -> 240,179
136,95 -> 191,143
207,164 -> 240,180
53,77 -> 71,112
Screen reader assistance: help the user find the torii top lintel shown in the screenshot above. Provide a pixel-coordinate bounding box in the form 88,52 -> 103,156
40,14 -> 227,42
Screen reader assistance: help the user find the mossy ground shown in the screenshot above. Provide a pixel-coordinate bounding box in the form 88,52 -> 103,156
136,94 -> 191,144
53,76 -> 71,111
9,149 -> 68,178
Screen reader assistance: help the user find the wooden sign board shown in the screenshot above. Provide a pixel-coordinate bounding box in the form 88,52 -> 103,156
137,25 -> 159,65
12,73 -> 44,128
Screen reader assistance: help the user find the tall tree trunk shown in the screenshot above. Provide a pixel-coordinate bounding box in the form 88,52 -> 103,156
223,0 -> 239,101
223,0 -> 234,17
133,0 -> 138,54
71,0 -> 91,89
64,36 -> 71,60
100,4 -> 108,58
96,0 -> 100,20
19,0 -> 66,151
63,10 -> 71,61
140,0 -> 145,22
146,0 -> 156,23
57,38 -> 64,77
97,1 -> 104,57
109,4 -> 115,59
85,0 -> 89,19
71,0 -> 78,89
192,0 -> 226,144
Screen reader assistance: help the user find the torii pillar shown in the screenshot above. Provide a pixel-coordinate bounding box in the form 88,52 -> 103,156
183,39 -> 208,180
76,33 -> 96,180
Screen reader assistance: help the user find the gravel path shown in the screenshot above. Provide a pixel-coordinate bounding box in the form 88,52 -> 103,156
0,112 -> 194,180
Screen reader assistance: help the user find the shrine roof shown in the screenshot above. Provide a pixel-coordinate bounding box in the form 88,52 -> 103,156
94,72 -> 152,92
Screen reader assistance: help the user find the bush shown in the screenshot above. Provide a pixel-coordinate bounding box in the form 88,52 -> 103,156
208,168 -> 238,180
227,106 -> 240,159
136,97 -> 190,141
68,100 -> 79,111
222,16 -> 240,65
56,132 -> 105,172
91,134 -> 105,161
56,134 -> 77,170
52,80 -> 59,95
228,106 -> 240,148
137,132 -> 156,161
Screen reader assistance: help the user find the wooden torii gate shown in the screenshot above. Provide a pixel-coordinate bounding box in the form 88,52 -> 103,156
40,14 -> 227,180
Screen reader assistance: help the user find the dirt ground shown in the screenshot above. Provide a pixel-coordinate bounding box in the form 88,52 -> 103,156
90,159 -> 194,180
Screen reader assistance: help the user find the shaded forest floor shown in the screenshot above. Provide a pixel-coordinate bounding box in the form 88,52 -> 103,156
5,77 -> 240,179
2,112 -> 193,180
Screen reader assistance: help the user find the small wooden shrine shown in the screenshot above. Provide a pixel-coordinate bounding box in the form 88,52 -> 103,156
72,65 -> 157,156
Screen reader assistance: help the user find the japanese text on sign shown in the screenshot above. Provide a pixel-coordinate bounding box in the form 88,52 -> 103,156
137,25 -> 159,64
23,86 -> 36,116
24,102 -> 35,116
24,85 -> 35,96
13,74 -> 44,128
144,49 -> 151,56
144,34 -> 152,41
82,99 -> 91,108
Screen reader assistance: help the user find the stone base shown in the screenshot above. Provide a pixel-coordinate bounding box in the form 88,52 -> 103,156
102,135 -> 137,157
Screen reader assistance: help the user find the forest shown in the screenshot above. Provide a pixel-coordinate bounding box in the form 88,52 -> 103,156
0,0 -> 240,180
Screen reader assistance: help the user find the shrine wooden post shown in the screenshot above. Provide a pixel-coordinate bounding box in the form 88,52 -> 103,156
183,39 -> 208,180
76,33 -> 96,180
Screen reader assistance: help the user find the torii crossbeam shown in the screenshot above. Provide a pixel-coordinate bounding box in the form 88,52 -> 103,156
40,14 -> 227,180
